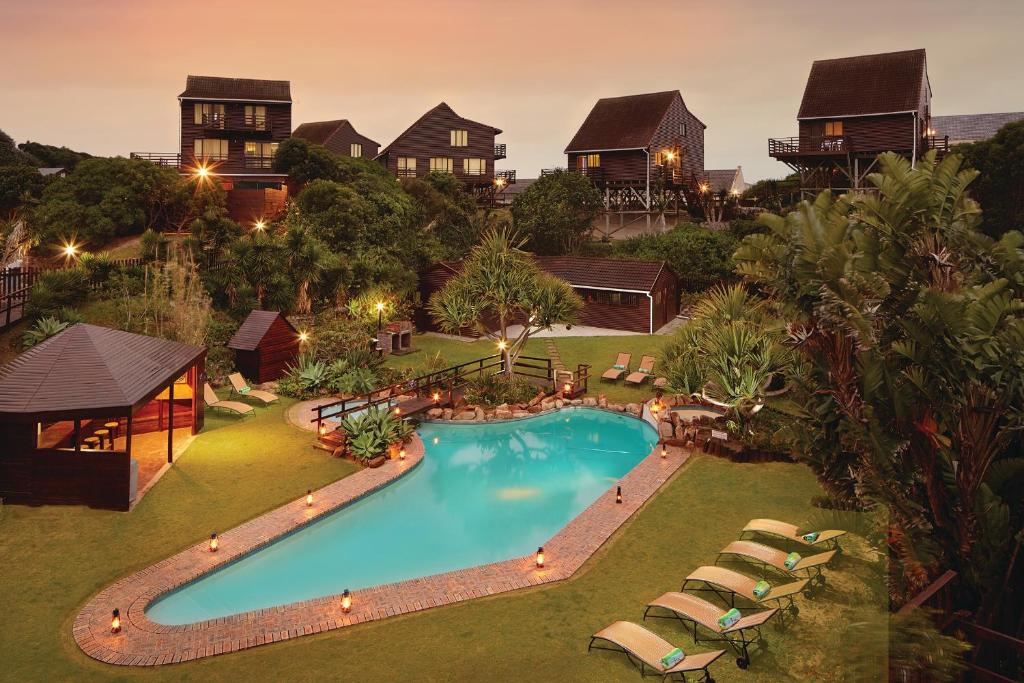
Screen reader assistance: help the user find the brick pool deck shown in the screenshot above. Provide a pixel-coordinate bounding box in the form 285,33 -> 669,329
74,416 -> 690,666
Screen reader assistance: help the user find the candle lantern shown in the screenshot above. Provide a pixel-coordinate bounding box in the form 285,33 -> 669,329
661,445 -> 668,459
209,532 -> 219,552
616,486 -> 623,504
306,489 -> 313,507
535,546 -> 545,568
341,589 -> 352,613
399,448 -> 406,460
111,608 -> 121,634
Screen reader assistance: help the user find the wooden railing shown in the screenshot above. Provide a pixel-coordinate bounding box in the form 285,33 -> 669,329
769,136 -> 850,156
541,167 -> 604,182
494,143 -> 507,160
495,169 -> 516,185
927,135 -> 951,154
130,152 -> 181,168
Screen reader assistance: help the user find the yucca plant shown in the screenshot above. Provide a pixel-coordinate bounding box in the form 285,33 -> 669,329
22,316 -> 69,349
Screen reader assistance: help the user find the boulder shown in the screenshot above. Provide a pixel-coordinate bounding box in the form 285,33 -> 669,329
570,399 -> 583,406
540,399 -> 556,411
527,392 -> 546,407
598,394 -> 608,408
625,403 -> 642,415
474,407 -> 486,421
555,399 -> 564,409
512,410 -> 530,418
494,408 -> 513,420
442,408 -> 454,420
582,397 -> 597,406
527,404 -> 543,414
496,403 -> 510,412
456,410 -> 476,421
426,408 -> 443,419
658,422 -> 674,439
610,403 -> 625,412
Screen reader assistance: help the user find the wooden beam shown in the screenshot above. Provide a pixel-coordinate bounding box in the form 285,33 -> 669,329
167,381 -> 174,465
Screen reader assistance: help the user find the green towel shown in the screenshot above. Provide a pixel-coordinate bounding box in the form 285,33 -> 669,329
660,647 -> 685,668
239,386 -> 251,394
717,607 -> 741,630
753,580 -> 771,599
784,551 -> 801,570
613,364 -> 625,370
802,531 -> 819,543
639,367 -> 651,374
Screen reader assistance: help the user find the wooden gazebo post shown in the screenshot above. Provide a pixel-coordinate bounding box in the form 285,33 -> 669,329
167,381 -> 174,464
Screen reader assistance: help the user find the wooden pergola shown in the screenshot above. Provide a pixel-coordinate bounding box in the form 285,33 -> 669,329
0,324 -> 206,510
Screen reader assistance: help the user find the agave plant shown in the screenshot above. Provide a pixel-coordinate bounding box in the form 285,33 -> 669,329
339,407 -> 402,460
22,316 -> 69,349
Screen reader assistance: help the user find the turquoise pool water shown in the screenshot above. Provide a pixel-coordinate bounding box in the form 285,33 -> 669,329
146,408 -> 657,625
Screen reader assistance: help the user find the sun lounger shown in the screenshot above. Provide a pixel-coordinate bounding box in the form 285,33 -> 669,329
228,373 -> 279,405
644,592 -> 777,669
716,540 -> 836,587
204,383 -> 254,416
682,565 -> 809,624
741,518 -> 847,551
602,353 -> 632,381
625,356 -> 656,385
588,620 -> 726,681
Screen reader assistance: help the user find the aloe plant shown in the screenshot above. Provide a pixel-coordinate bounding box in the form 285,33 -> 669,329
22,316 -> 69,349
339,407 -> 403,460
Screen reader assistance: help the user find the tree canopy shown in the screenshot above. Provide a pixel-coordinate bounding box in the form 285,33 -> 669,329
511,170 -> 603,255
956,119 -> 1024,237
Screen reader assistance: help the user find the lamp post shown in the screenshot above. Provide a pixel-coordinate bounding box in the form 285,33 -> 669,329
376,302 -> 385,332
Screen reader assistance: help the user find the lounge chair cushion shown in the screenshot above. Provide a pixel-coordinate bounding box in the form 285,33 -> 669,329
784,552 -> 801,570
802,531 -> 819,543
661,647 -> 685,668
717,608 -> 741,630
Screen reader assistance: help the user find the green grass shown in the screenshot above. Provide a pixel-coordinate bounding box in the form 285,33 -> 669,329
0,393 -> 887,680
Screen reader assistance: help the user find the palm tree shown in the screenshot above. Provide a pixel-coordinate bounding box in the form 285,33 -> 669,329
284,227 -> 333,314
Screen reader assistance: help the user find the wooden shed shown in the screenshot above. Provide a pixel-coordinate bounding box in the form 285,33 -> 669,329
227,310 -> 300,383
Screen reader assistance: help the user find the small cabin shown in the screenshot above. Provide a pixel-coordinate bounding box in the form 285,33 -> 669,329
292,119 -> 380,159
228,311 -> 300,383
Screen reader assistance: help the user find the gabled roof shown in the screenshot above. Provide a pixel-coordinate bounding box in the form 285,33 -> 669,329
0,324 -> 205,416
705,169 -> 741,193
533,256 -> 670,293
797,49 -> 928,119
376,103 -> 502,158
932,112 -> 1024,143
228,310 -> 296,351
565,90 -> 704,153
178,75 -> 291,103
292,119 -> 380,148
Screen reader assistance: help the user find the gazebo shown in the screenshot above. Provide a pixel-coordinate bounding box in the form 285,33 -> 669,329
0,324 -> 206,511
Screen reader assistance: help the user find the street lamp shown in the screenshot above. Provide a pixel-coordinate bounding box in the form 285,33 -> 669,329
376,301 -> 385,331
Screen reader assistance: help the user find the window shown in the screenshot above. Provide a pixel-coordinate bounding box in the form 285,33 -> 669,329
429,157 -> 453,173
194,103 -> 225,127
577,153 -> 600,170
397,157 -> 417,177
824,121 -> 844,136
679,122 -> 687,137
463,158 -> 487,175
450,130 -> 468,147
194,138 -> 228,160
244,105 -> 267,129
350,143 -> 362,157
244,141 -> 279,168
578,288 -> 639,307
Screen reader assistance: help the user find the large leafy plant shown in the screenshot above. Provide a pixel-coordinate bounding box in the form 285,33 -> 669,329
340,407 -> 403,460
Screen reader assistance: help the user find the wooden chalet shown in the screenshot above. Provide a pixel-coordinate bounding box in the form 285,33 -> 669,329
292,119 -> 380,159
132,75 -> 292,223
768,49 -> 949,197
558,90 -> 707,215
705,167 -> 747,196
375,103 -> 515,198
418,257 -> 678,334
0,324 -> 206,511
227,310 -> 301,384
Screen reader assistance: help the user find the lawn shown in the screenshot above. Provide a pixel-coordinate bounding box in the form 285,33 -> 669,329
0,392 -> 887,681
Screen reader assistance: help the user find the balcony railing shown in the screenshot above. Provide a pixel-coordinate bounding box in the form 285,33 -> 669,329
769,136 -> 850,156
495,169 -> 516,185
925,135 -> 951,154
541,167 -> 604,183
130,152 -> 181,168
200,113 -> 270,133
494,143 -> 507,160
244,156 -> 275,170
397,168 -> 417,178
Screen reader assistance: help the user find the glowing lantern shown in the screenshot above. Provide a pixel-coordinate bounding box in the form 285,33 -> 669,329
616,486 -> 623,504
399,448 -> 406,461
535,547 -> 545,568
253,218 -> 266,231
563,382 -> 573,396
111,608 -> 121,634
209,532 -> 219,552
432,392 -> 441,404
299,331 -> 309,343
661,445 -> 668,459
341,589 -> 352,613
497,339 -> 508,352
394,406 -> 401,416
318,423 -> 327,436
306,489 -> 313,507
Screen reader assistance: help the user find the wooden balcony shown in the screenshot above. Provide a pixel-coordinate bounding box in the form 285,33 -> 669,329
541,167 -> 604,183
769,136 -> 850,158
495,169 -> 516,186
925,135 -> 951,155
200,113 -> 273,136
494,143 -> 507,160
243,156 -> 275,170
130,152 -> 181,168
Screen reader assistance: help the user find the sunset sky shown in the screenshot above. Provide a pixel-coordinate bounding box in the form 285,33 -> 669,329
2,0 -> 1022,181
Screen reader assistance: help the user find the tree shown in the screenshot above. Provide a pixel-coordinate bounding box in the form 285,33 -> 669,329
511,170 -> 602,255
0,165 -> 45,217
17,140 -> 91,169
283,226 -> 335,314
734,151 -> 1024,608
957,119 -> 1024,237
609,222 -> 737,288
428,228 -> 582,373
272,137 -> 343,186
188,206 -> 241,267
0,129 -> 39,166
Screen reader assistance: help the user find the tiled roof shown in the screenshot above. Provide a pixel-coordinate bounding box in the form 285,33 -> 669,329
932,112 -> 1024,143
705,169 -> 740,193
178,75 -> 291,102
292,120 -> 380,148
797,49 -> 927,119
0,324 -> 205,415
377,103 -> 501,158
534,256 -> 668,292
565,91 -> 682,152
228,310 -> 294,351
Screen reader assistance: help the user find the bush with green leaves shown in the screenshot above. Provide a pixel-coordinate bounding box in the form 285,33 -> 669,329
510,170 -> 603,255
463,372 -> 536,406
24,267 -> 90,321
609,223 -> 737,289
22,316 -> 70,349
277,354 -> 332,399
339,407 -> 404,460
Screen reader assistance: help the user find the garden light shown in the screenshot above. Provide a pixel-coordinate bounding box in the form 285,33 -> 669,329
394,406 -> 401,416
616,486 -> 623,504
111,608 -> 121,634
194,164 -> 210,179
299,331 -> 309,343
61,240 -> 79,260
254,218 -> 266,231
497,339 -> 508,351
318,423 -> 327,436
535,546 -> 545,569
341,589 -> 352,613
399,448 -> 406,461
432,392 -> 441,404
306,489 -> 313,507
661,445 -> 668,459
209,532 -> 219,552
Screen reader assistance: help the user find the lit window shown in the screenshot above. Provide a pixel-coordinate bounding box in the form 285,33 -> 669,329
825,121 -> 844,136
430,157 -> 453,173
194,103 -> 225,127
194,139 -> 228,160
244,141 -> 279,168
463,158 -> 487,175
244,105 -> 267,129
577,154 -> 600,169
450,130 -> 468,147
397,157 -> 417,177
350,143 -> 362,157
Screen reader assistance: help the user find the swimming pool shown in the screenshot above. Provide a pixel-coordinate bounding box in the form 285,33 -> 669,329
145,408 -> 657,625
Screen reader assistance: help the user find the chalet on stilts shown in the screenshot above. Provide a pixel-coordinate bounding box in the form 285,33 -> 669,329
292,119 -> 380,159
228,310 -> 301,384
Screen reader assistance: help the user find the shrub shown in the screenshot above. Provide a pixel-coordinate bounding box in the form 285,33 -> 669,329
25,267 -> 90,321
277,354 -> 332,399
310,314 -> 374,362
22,316 -> 70,349
339,407 -> 403,460
609,223 -> 737,288
205,314 -> 239,381
464,373 -> 535,406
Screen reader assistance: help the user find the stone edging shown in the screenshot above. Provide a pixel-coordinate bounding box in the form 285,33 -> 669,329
74,419 -> 689,666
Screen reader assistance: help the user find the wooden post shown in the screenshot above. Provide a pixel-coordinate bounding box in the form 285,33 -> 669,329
125,412 -> 133,457
167,381 -> 174,464
73,419 -> 81,453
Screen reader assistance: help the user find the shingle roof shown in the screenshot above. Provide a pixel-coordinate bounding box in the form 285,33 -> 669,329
534,256 -> 668,292
0,324 -> 205,416
377,103 -> 501,158
932,113 -> 1024,143
292,120 -> 380,148
228,310 -> 295,351
566,91 -> 687,152
705,169 -> 740,194
797,49 -> 927,119
178,75 -> 291,102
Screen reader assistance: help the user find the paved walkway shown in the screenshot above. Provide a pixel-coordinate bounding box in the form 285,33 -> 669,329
284,398 -> 339,432
544,339 -> 566,373
74,416 -> 691,666
506,324 -> 644,338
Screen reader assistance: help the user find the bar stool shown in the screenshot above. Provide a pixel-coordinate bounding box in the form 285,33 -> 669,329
104,421 -> 120,440
93,428 -> 111,449
82,436 -> 101,450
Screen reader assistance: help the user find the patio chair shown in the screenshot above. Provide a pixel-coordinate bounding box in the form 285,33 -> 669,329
644,592 -> 777,669
741,517 -> 847,552
203,383 -> 255,417
681,565 -> 808,625
588,620 -> 726,681
228,373 -> 279,405
602,353 -> 632,381
716,540 -> 836,588
625,356 -> 656,385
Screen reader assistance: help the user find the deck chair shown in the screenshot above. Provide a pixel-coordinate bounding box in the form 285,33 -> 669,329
203,383 -> 254,416
716,540 -> 836,587
625,356 -> 656,385
602,353 -> 632,381
588,621 -> 726,681
228,373 -> 279,405
682,565 -> 808,625
741,518 -> 847,552
644,592 -> 777,669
